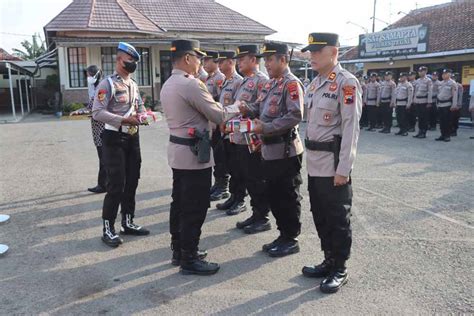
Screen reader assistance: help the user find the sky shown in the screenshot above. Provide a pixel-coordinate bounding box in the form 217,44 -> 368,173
0,0 -> 449,53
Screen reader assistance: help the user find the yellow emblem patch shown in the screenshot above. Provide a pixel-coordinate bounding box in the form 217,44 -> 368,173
308,35 -> 314,44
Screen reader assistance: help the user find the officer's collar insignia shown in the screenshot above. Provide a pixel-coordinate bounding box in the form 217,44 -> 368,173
328,72 -> 337,81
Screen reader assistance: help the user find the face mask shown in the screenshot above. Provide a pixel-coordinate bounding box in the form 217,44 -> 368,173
123,60 -> 137,73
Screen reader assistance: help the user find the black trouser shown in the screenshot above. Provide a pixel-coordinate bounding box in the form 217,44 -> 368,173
170,168 -> 211,252
438,106 -> 452,138
367,105 -> 378,128
415,103 -> 429,131
211,128 -> 230,181
379,101 -> 393,129
407,106 -> 417,128
396,106 -> 407,132
96,146 -> 107,188
360,105 -> 368,127
245,148 -> 270,219
227,142 -> 246,200
429,101 -> 438,128
101,130 -> 141,224
451,109 -> 461,133
376,104 -> 383,127
308,176 -> 352,262
263,154 -> 302,239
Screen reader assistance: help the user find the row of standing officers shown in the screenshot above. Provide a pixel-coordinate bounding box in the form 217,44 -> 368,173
91,33 -> 362,295
360,67 -> 463,141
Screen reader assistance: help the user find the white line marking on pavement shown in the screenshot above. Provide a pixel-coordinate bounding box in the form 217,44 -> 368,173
358,186 -> 474,230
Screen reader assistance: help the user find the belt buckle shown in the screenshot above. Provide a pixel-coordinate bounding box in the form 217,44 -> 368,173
127,126 -> 138,135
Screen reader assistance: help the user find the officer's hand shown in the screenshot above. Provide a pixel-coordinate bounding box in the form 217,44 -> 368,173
470,107 -> 474,113
122,115 -> 140,126
239,102 -> 248,116
450,107 -> 459,112
334,174 -> 349,186
254,142 -> 262,152
252,119 -> 264,134
427,103 -> 432,108
219,122 -> 226,133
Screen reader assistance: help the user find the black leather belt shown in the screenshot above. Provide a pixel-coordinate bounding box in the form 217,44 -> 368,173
396,98 -> 408,102
261,133 -> 296,145
169,135 -> 197,146
304,139 -> 334,152
438,98 -> 452,104
381,97 -> 391,101
416,94 -> 428,98
367,97 -> 377,101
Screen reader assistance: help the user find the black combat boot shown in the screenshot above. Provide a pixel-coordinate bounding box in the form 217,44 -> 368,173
171,242 -> 208,266
243,218 -> 271,234
302,251 -> 334,278
88,185 -> 106,194
267,237 -> 300,257
120,214 -> 150,236
102,219 -> 123,248
236,214 -> 256,229
180,250 -> 220,275
262,235 -> 286,252
226,200 -> 247,216
210,177 -> 230,201
319,259 -> 348,294
216,194 -> 235,210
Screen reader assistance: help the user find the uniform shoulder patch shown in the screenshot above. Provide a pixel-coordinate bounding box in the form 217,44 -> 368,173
342,85 -> 356,105
98,89 -> 107,102
287,81 -> 299,101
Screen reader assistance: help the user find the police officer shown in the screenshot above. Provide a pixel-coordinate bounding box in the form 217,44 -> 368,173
413,66 -> 433,139
364,73 -> 379,131
299,33 -> 362,294
204,51 -> 230,201
161,39 -> 241,275
215,51 -> 245,215
429,71 -> 441,130
407,71 -> 418,132
356,72 -> 368,128
230,45 -> 272,234
92,42 -> 150,247
451,73 -> 463,137
435,69 -> 458,142
377,71 -> 396,133
394,72 -> 414,136
239,42 -> 304,257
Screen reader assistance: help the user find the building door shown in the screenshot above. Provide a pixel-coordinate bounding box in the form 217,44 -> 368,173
160,51 -> 172,86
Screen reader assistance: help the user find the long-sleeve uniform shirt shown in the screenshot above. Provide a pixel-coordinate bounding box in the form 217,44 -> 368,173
245,68 -> 304,161
205,70 -> 226,101
432,79 -> 441,103
92,72 -> 145,129
394,81 -> 414,107
160,69 -> 240,170
232,70 -> 268,145
413,77 -> 433,104
304,63 -> 362,177
364,81 -> 380,106
377,80 -> 396,106
437,79 -> 458,109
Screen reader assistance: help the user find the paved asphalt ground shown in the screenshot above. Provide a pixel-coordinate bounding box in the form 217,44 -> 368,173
0,114 -> 473,315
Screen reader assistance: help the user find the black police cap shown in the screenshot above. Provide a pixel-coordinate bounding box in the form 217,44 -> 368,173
409,71 -> 417,76
170,39 -> 206,57
399,72 -> 408,77
301,33 -> 340,52
418,66 -> 428,71
216,51 -> 236,60
370,72 -> 377,77
385,71 -> 393,76
203,50 -> 219,59
258,42 -> 288,57
442,68 -> 453,74
234,45 -> 259,58
432,71 -> 439,76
